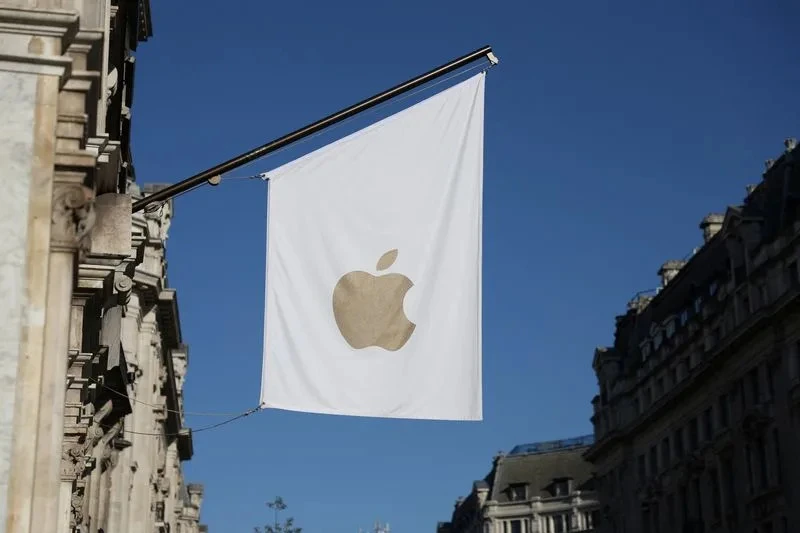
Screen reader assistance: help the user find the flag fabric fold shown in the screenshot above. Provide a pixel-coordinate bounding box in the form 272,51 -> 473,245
260,73 -> 485,421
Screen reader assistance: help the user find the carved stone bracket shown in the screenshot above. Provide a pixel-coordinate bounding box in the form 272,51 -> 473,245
51,184 -> 96,253
61,440 -> 90,480
60,400 -> 112,480
114,272 -> 133,306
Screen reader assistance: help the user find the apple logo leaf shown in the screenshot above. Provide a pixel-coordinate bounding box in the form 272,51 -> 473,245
376,249 -> 398,271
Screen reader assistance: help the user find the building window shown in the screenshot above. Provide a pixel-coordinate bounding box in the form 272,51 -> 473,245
749,367 -> 761,404
667,493 -> 676,530
718,393 -> 730,428
641,506 -> 651,533
741,292 -> 750,316
655,377 -> 664,398
710,469 -> 722,521
509,520 -> 522,533
654,332 -> 663,350
650,445 -> 658,475
679,485 -> 689,520
703,407 -> 714,441
674,427 -> 685,458
669,367 -> 678,387
638,454 -> 646,482
694,296 -> 703,314
680,309 -> 689,326
734,265 -> 746,285
652,501 -> 660,533
508,483 -> 527,501
722,456 -> 736,519
666,319 -> 676,338
689,417 -> 699,450
661,437 -> 670,469
794,342 -> 800,381
767,361 -> 778,400
736,378 -> 746,412
757,438 -> 768,490
746,445 -> 755,494
693,478 -> 703,523
552,514 -> 566,533
760,282 -> 769,306
787,260 -> 798,287
773,428 -> 782,485
552,479 -> 569,497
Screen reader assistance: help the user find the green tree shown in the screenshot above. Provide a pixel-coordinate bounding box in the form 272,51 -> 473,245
254,496 -> 302,533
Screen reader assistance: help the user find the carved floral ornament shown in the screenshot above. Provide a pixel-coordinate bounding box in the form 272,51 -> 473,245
51,184 -> 96,251
70,487 -> 85,529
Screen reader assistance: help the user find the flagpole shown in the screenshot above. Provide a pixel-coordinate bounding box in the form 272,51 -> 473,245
132,45 -> 496,213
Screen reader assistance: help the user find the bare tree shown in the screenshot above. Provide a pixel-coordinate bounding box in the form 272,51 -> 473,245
254,496 -> 302,533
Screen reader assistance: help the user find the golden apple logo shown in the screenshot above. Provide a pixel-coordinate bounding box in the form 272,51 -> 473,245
332,249 -> 416,351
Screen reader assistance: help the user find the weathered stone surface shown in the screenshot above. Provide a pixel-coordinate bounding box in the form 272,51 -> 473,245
89,193 -> 132,258
0,69 -> 36,533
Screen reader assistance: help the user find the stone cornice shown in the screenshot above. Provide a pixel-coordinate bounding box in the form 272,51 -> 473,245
0,6 -> 80,82
0,52 -> 72,78
0,6 -> 79,39
157,289 -> 182,349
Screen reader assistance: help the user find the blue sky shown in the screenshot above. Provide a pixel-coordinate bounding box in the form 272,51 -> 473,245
131,1 -> 799,531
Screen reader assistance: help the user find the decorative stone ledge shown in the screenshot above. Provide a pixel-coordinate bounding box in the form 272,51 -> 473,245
0,6 -> 80,82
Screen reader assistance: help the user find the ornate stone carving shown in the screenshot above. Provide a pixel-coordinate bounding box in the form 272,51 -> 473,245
61,402 -> 112,480
100,444 -> 114,471
61,442 -> 90,479
69,486 -> 85,529
51,184 -> 96,251
158,476 -> 170,494
106,66 -> 119,106
114,273 -> 133,305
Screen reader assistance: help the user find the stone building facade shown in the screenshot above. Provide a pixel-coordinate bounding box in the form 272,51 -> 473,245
586,138 -> 799,533
0,1 -> 207,532
438,436 -> 600,533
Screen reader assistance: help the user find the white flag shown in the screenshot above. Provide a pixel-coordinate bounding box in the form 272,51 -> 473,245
261,73 -> 485,421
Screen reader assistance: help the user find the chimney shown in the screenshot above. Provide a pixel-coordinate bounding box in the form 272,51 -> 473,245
699,213 -> 724,243
658,260 -> 686,287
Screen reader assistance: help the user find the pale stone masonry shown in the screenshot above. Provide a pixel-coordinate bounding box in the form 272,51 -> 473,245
0,1 -> 208,531
586,139 -> 799,533
438,436 -> 600,533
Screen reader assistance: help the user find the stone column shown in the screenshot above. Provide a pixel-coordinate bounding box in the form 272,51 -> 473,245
0,6 -> 87,533
127,311 -> 157,533
29,180 -> 95,533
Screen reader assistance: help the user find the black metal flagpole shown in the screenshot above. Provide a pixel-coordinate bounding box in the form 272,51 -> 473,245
132,45 -> 496,213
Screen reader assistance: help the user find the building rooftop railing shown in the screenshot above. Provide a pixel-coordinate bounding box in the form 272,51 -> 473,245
508,434 -> 595,456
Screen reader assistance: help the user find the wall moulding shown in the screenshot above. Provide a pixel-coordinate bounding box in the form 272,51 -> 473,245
0,6 -> 81,82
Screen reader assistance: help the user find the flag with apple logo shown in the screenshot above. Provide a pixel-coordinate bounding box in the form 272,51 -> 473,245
260,73 -> 485,421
